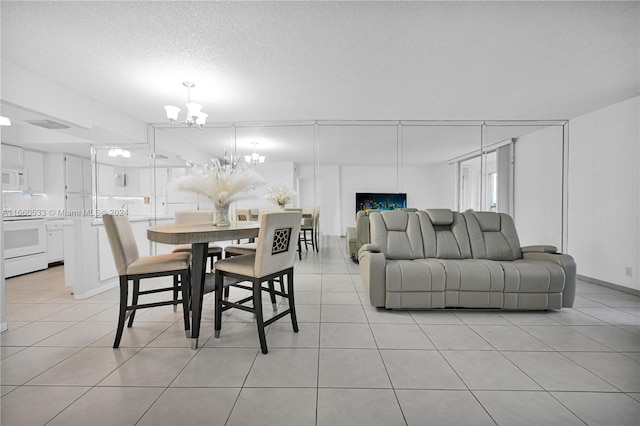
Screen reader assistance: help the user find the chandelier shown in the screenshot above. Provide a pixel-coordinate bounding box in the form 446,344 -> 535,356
244,142 -> 265,164
108,148 -> 131,158
164,82 -> 208,129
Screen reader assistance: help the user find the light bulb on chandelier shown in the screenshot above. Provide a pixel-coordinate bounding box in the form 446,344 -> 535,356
164,82 -> 208,129
244,142 -> 266,164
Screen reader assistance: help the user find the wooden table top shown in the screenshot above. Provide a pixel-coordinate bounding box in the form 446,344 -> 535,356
147,221 -> 260,245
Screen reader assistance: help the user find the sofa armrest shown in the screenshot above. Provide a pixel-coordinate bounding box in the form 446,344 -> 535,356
358,246 -> 387,307
522,252 -> 577,307
522,245 -> 558,254
360,244 -> 381,253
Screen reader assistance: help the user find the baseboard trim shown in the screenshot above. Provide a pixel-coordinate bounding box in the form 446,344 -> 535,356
577,274 -> 640,297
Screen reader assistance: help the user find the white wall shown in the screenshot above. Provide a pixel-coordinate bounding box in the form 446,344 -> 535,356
568,96 -> 639,291
513,126 -> 564,248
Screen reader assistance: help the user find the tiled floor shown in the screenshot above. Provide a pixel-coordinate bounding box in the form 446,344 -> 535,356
2,236 -> 640,425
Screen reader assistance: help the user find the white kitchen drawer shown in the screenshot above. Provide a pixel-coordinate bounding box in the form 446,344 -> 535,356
46,221 -> 65,231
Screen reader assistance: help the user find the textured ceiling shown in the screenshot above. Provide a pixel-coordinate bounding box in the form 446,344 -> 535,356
1,1 -> 638,163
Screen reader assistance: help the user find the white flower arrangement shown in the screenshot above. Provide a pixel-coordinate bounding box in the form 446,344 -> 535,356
265,183 -> 296,207
175,157 -> 265,206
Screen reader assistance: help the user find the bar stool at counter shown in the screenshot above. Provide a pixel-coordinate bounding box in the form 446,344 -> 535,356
213,211 -> 302,354
102,214 -> 191,348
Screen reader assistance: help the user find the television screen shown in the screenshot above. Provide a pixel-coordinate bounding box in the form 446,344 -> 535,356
356,192 -> 407,214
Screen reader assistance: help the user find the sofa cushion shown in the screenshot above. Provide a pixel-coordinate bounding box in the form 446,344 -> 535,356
439,260 -> 504,308
387,259 -> 446,292
426,208 -> 454,225
385,259 -> 446,308
473,212 -> 502,231
464,212 -> 522,261
370,211 -> 424,260
500,260 -> 565,293
418,210 -> 471,259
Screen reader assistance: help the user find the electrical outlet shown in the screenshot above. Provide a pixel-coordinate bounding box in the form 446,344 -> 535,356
625,267 -> 633,277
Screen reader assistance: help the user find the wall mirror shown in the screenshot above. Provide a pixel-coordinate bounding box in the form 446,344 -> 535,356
149,123 -> 317,221
141,119 -> 567,250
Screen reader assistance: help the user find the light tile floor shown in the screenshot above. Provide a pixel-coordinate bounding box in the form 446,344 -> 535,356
2,236 -> 640,425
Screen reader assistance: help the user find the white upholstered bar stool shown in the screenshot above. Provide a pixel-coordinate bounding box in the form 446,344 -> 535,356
102,214 -> 191,348
213,211 -> 302,354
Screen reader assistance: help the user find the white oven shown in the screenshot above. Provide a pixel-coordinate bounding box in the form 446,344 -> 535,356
3,218 -> 48,277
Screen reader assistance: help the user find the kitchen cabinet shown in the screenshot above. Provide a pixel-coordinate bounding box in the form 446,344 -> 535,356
65,154 -> 85,193
139,167 -> 169,196
24,150 -> 45,193
66,193 -> 90,212
83,157 -> 92,193
64,217 -> 165,299
46,221 -> 65,263
1,144 -> 23,167
139,168 -> 151,196
98,164 -> 116,195
65,155 -> 92,210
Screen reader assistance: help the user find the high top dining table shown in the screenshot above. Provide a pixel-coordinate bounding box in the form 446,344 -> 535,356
147,221 -> 260,349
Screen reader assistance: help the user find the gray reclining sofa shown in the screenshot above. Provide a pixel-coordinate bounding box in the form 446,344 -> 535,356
358,209 -> 576,310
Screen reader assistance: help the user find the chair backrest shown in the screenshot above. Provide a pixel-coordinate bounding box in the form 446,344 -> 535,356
418,209 -> 472,259
369,210 -> 424,260
463,211 -> 522,260
102,214 -> 139,276
236,209 -> 251,221
175,210 -> 213,225
254,211 -> 302,277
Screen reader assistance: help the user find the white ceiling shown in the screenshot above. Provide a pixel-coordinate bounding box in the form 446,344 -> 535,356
1,1 -> 638,165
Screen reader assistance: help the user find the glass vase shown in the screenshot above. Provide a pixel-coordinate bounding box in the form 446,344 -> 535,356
214,203 -> 231,227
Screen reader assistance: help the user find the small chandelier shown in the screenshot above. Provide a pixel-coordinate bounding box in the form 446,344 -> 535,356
164,82 -> 208,129
108,148 -> 131,158
244,142 -> 265,164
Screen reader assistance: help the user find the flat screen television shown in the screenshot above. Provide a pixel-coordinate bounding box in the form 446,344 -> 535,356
356,192 -> 407,214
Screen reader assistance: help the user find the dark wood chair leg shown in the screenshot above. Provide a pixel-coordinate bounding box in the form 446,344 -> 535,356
113,275 -> 129,348
127,279 -> 140,327
181,271 -> 190,333
214,270 -> 223,338
286,270 -> 299,333
253,278 -> 268,354
173,274 -> 179,312
267,279 -> 277,311
308,229 -> 315,251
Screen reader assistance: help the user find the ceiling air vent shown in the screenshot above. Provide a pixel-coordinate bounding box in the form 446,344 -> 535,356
26,119 -> 71,130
